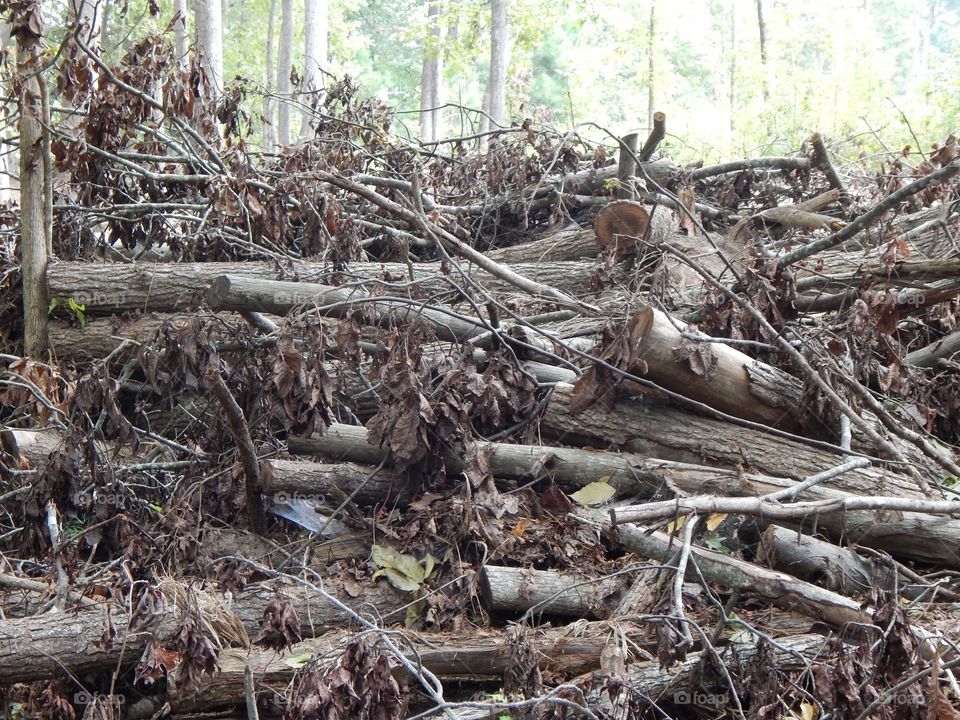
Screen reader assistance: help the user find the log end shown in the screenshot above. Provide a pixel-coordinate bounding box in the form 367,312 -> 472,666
206,275 -> 233,309
594,201 -> 651,258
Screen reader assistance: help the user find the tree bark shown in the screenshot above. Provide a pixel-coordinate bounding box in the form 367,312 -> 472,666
755,0 -> 769,103
170,625 -> 616,713
628,306 -> 802,429
173,0 -> 189,71
276,0 -> 293,145
479,565 -> 627,618
419,0 -> 443,142
261,0 -> 277,149
205,275 -> 485,342
46,259 -> 610,315
540,382 -> 925,499
486,0 -> 508,128
16,17 -> 49,357
646,0 -> 655,130
299,0 -> 327,139
263,458 -> 412,507
0,581 -> 408,685
194,0 -> 224,98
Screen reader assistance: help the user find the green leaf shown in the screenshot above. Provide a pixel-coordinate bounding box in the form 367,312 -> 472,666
284,653 -> 314,668
383,567 -> 422,593
570,481 -> 616,506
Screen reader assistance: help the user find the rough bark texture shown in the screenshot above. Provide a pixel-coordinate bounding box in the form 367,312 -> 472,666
479,565 -> 627,618
540,382 -> 923,498
17,30 -> 48,357
486,0 -> 508,127
300,0 -> 327,138
631,306 -> 802,429
170,625 -> 616,713
276,0 -> 293,145
0,581 -> 408,685
46,259 -> 610,315
264,458 -> 412,507
194,0 -> 224,96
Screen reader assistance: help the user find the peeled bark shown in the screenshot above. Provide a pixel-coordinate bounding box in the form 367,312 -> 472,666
629,306 -> 802,429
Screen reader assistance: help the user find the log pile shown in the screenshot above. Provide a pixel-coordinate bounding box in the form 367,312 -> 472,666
1,39 -> 960,720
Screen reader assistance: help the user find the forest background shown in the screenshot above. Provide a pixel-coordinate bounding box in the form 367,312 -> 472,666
4,0 -> 958,177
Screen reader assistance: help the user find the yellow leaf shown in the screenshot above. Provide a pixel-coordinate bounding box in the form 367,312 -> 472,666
665,516 -> 687,533
800,701 -> 818,720
706,513 -> 727,531
570,481 -> 616,506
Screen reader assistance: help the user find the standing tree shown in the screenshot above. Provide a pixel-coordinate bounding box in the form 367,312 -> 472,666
646,0 -> 655,131
276,0 -> 293,146
755,0 -> 769,103
195,0 -> 224,98
262,0 -> 277,149
0,19 -> 12,205
486,0 -> 508,129
300,0 -> 327,139
11,1 -> 48,356
173,0 -> 189,71
419,0 -> 443,142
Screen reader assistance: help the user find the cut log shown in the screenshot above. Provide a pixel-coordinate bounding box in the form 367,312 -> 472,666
479,565 -> 627,618
263,458 -> 412,507
46,259 -> 609,315
206,275 -> 487,342
0,580 -> 408,685
288,422 -> 661,498
289,425 -> 960,565
170,624 -> 618,713
905,329 -> 960,369
611,521 -> 871,628
593,201 -> 678,260
628,306 -> 802,429
540,382 -> 924,499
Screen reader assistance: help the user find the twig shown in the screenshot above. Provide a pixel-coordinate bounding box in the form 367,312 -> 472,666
204,364 -> 267,534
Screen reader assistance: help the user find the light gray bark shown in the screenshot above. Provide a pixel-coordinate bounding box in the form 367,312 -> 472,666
173,0 -> 189,70
299,0 -> 327,139
262,0 -> 277,149
486,0 -> 508,128
276,0 -> 294,145
419,0 -> 443,142
17,29 -> 48,356
195,0 -> 224,97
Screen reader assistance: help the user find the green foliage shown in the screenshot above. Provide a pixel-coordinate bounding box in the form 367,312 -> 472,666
51,0 -> 959,161
48,297 -> 86,327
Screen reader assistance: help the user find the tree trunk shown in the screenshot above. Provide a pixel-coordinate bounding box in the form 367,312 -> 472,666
16,21 -> 49,357
195,0 -> 224,98
419,0 -> 443,142
0,581 -> 408,685
46,259 -> 609,315
479,566 -> 627,618
0,21 -> 12,205
170,625 -> 615,713
646,0 -> 655,130
262,0 -> 277,149
276,0 -> 294,146
728,0 -> 736,147
299,0 -> 327,139
173,0 -> 189,70
486,0 -> 508,128
755,0 -> 769,103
